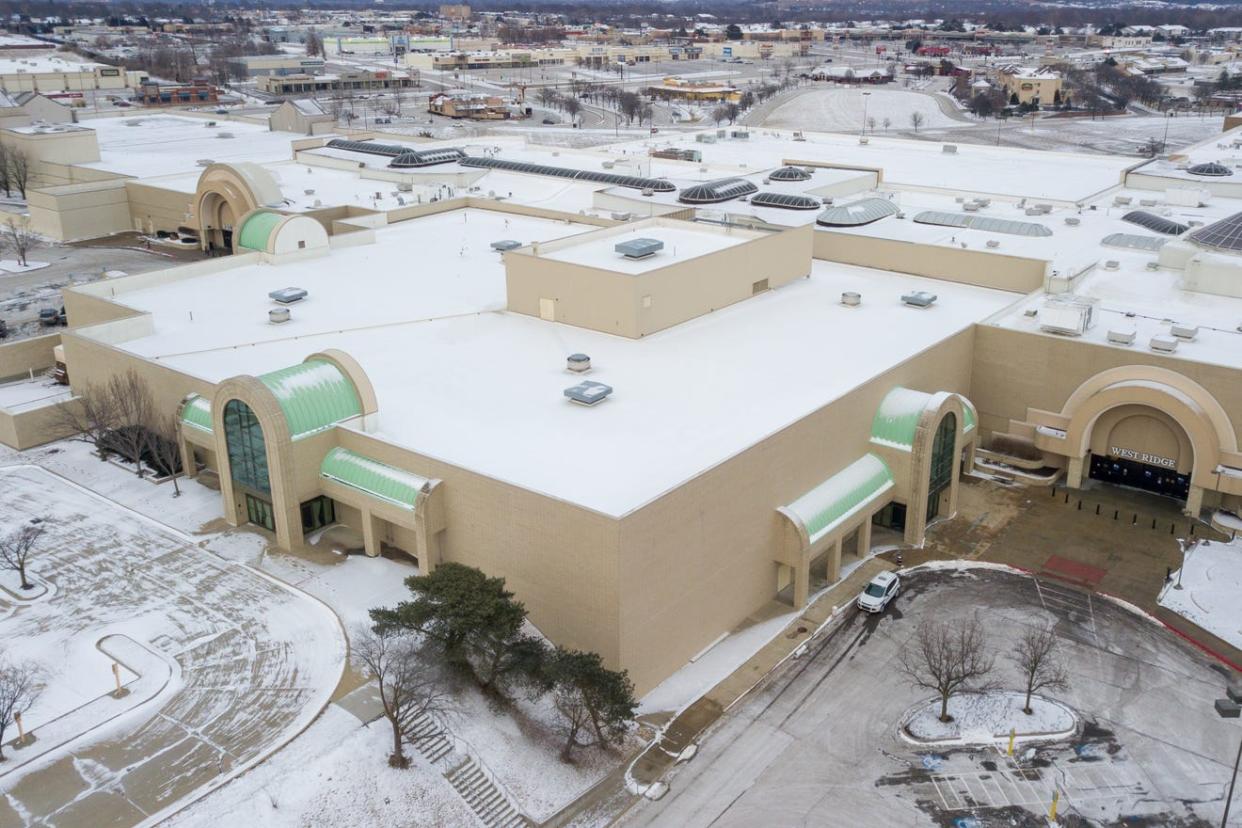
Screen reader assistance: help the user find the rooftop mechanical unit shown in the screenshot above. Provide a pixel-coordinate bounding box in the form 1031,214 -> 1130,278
268,287 -> 307,304
268,308 -> 291,324
1171,322 -> 1199,340
564,380 -> 612,406
615,238 -> 664,259
1107,328 -> 1136,345
1039,296 -> 1097,336
1150,335 -> 1179,353
901,290 -> 937,308
490,239 -> 522,252
567,353 -> 591,373
841,291 -> 861,307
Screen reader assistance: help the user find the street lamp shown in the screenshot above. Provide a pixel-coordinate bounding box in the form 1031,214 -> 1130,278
1215,688 -> 1242,828
1175,538 -> 1191,590
861,90 -> 871,136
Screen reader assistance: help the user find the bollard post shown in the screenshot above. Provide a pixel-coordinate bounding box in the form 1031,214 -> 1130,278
1095,504 -> 1100,515
1007,727 -> 1016,756
112,662 -> 122,696
1077,500 -> 1082,511
1132,513 -> 1138,525
1113,509 -> 1119,520
1049,789 -> 1060,821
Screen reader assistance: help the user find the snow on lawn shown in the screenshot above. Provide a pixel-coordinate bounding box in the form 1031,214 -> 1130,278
0,464 -> 345,824
166,706 -> 475,828
448,682 -> 640,823
903,691 -> 1078,745
761,88 -> 965,133
1160,538 -> 1242,650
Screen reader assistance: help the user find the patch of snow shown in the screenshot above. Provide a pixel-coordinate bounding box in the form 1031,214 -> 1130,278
638,609 -> 797,716
0,260 -> 49,274
902,691 -> 1078,746
1159,538 -> 1242,650
165,706 -> 475,828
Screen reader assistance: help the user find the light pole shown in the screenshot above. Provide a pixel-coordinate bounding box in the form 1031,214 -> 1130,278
861,90 -> 871,136
1214,688 -> 1242,828
1175,538 -> 1190,590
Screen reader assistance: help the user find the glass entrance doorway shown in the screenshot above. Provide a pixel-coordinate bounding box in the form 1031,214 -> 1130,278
245,494 -> 275,531
301,496 -> 336,533
926,413 -> 956,522
1088,454 -> 1190,500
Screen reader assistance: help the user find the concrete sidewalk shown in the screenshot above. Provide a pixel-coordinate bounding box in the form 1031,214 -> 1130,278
628,557 -> 893,790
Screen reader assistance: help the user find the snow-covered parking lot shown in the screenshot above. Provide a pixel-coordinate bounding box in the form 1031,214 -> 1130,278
0,465 -> 345,827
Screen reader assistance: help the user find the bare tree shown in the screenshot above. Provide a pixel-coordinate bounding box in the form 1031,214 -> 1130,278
562,96 -> 582,124
867,115 -> 877,133
101,371 -> 156,476
7,149 -> 29,199
1,218 -> 40,268
883,116 -> 892,132
352,625 -> 451,769
0,520 -> 45,591
899,618 -> 996,722
147,412 -> 184,496
1010,625 -> 1069,714
0,144 -> 11,197
910,111 -> 926,131
0,658 -> 43,759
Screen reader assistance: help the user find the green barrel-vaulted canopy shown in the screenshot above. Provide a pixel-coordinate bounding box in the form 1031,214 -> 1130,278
180,394 -> 213,432
320,447 -> 428,510
870,387 -> 934,451
237,210 -> 283,252
258,360 -> 362,440
785,453 -> 893,546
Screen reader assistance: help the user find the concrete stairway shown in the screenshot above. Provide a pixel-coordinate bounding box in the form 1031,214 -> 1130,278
398,709 -> 455,764
445,757 -> 532,828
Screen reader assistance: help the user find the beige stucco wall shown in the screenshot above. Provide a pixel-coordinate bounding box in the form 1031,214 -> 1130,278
971,325 -> 1242,450
506,220 -> 812,338
125,181 -> 195,235
616,326 -> 978,692
27,180 -> 132,241
814,230 -> 1049,293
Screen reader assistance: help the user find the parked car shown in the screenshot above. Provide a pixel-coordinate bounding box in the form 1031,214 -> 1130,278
857,571 -> 900,613
39,306 -> 66,327
0,319 -> 7,339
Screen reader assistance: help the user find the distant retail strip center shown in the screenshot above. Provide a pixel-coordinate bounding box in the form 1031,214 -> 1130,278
4,111 -> 1242,694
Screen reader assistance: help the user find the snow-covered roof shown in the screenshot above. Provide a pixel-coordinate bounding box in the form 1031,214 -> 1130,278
89,207 -> 1015,517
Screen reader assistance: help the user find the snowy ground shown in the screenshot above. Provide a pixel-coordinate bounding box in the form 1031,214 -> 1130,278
0,462 -> 345,827
902,691 -> 1078,745
759,88 -> 966,134
166,706 -> 476,828
1159,537 -> 1242,650
1,438 -> 635,826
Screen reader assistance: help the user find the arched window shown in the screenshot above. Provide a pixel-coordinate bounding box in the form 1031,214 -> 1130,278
927,413 -> 956,521
223,399 -> 270,494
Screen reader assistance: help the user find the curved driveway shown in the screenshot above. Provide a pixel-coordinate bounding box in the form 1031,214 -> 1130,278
0,466 -> 345,828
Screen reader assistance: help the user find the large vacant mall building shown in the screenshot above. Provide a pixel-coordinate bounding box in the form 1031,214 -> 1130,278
3,114 -> 1241,693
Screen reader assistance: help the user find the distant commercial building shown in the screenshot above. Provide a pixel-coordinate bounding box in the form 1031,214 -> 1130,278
227,54 -> 327,78
268,99 -> 336,135
439,4 -> 472,21
0,55 -> 141,94
994,65 -> 1062,106
647,76 -> 741,104
256,68 -> 416,96
428,91 -> 513,119
135,80 -> 220,107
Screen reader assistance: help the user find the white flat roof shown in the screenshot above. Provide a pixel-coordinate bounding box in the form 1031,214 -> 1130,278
540,223 -> 748,274
95,207 -> 1016,516
82,114 -> 316,178
606,128 -> 1138,203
